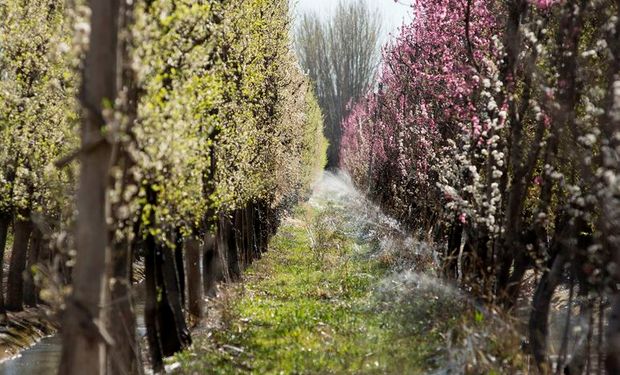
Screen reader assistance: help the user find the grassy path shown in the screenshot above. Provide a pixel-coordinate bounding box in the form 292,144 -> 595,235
173,174 -> 519,374
175,209 -> 451,373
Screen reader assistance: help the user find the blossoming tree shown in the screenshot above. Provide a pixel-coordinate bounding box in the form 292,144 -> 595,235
341,0 -> 620,372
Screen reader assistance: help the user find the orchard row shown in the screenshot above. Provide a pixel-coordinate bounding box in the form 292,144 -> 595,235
341,1 -> 620,373
0,0 -> 326,373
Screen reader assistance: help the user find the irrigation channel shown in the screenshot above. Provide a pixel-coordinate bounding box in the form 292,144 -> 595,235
0,172 -> 581,373
0,287 -> 146,375
0,335 -> 61,375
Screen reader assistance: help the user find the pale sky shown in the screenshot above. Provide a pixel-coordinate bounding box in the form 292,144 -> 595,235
290,0 -> 412,48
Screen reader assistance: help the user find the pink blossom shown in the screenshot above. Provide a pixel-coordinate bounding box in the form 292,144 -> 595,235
531,0 -> 559,10
340,0 -> 501,198
458,213 -> 468,224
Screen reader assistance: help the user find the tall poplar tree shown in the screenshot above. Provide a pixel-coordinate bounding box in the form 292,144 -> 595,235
295,0 -> 381,169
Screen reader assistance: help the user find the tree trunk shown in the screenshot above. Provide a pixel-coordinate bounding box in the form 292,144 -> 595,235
185,236 -> 203,319
504,248 -> 531,309
247,207 -> 254,263
0,213 -> 12,323
174,230 -> 186,308
529,251 -> 566,372
59,0 -> 122,373
255,204 -> 265,255
607,296 -> 620,374
250,203 -> 261,260
203,231 -> 223,297
234,209 -> 247,270
445,219 -> 463,279
228,216 -> 240,280
144,232 -> 163,373
158,239 -> 191,356
219,213 -> 239,281
108,238 -> 142,375
23,228 -> 42,308
6,214 -> 33,312
145,225 -> 191,363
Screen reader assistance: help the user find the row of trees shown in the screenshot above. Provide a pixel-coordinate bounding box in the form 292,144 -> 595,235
0,0 -> 326,374
0,0 -> 79,319
341,0 -> 620,373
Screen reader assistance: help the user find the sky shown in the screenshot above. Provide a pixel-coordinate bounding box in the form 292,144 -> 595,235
290,0 -> 413,48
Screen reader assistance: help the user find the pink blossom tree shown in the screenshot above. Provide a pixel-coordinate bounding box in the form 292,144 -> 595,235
341,0 -> 620,372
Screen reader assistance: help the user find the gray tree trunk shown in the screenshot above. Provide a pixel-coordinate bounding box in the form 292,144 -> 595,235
59,0 -> 122,373
0,213 -> 10,323
23,228 -> 42,308
185,237 -> 203,319
6,213 -> 32,312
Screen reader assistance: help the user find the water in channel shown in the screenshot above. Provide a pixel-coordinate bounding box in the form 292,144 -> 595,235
0,285 -> 146,375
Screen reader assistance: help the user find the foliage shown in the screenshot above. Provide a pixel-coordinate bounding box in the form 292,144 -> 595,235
125,0 -> 327,241
341,0 -> 501,227
0,0 -> 327,371
0,0 -> 79,219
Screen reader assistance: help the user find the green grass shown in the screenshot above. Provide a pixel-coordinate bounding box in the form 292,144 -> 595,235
174,203 -> 461,374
